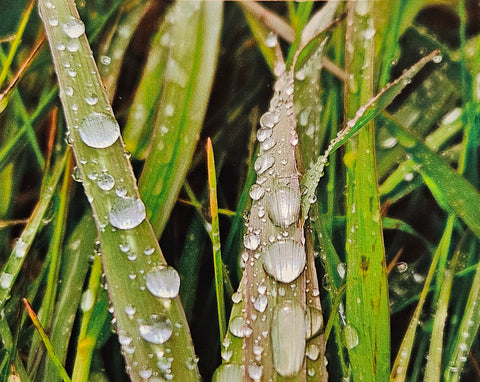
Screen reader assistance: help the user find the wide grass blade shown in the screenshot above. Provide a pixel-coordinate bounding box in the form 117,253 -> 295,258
38,0 -> 200,380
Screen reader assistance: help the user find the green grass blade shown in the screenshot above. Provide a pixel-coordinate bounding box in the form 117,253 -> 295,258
385,113 -> 480,241
38,0 -> 200,379
0,150 -> 68,308
135,1 -> 223,236
207,138 -> 227,342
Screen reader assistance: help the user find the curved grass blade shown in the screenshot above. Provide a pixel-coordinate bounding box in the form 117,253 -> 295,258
38,0 -> 200,380
134,1 -> 223,236
301,49 -> 440,219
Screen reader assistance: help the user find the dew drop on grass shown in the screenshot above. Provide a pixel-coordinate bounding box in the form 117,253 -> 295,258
267,186 -> 300,229
381,136 -> 398,149
118,330 -> 133,346
109,197 -> 146,230
213,364 -> 243,382
244,233 -> 260,251
78,112 -> 120,149
248,364 -> 263,381
260,111 -> 279,128
138,368 -> 152,379
48,16 -> 59,27
85,94 -> 98,106
254,154 -> 274,174
271,301 -> 305,377
253,295 -> 268,313
229,316 -> 245,337
306,343 -> 320,360
305,306 -> 324,339
257,127 -> 273,143
337,262 -> 346,279
265,31 -> 278,48
343,325 -> 359,349
138,313 -> 173,344
101,55 -> 111,65
249,184 -> 265,201
80,289 -> 94,311
62,17 -> 85,39
263,240 -> 306,283
144,246 -> 155,256
0,272 -> 14,289
125,304 -> 136,318
146,266 -> 180,299
261,136 -> 276,151
14,239 -> 27,258
97,173 -> 115,191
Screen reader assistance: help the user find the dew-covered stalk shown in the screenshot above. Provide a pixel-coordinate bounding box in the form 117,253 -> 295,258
215,49 -> 326,379
38,1 -> 199,380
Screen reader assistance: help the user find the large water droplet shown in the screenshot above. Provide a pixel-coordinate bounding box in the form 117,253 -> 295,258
263,240 -> 306,283
272,301 -> 305,377
78,112 -> 120,148
254,154 -> 274,175
62,17 -> 85,38
138,314 -> 173,344
109,197 -> 146,230
213,364 -> 243,382
260,111 -> 279,128
267,186 -> 300,228
146,266 -> 180,299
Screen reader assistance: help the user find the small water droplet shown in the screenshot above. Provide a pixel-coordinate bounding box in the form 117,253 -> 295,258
249,184 -> 265,201
80,289 -> 94,311
403,172 -> 414,182
85,93 -> 98,106
125,304 -> 136,317
272,301 -> 305,377
260,111 -> 279,128
381,137 -> 398,149
101,55 -> 111,65
144,246 -> 155,256
247,364 -> 263,381
433,54 -> 443,63
306,343 -> 320,360
263,240 -> 306,283
109,197 -> 146,230
229,316 -> 245,337
231,291 -> 242,304
244,233 -> 260,251
62,17 -> 85,38
138,313 -> 173,344
165,104 -> 175,117
267,186 -> 300,229
14,239 -> 27,258
253,295 -> 268,313
139,368 -> 152,380
78,112 -> 120,149
97,173 -> 115,191
396,262 -> 408,273
67,39 -> 79,52
48,16 -> 59,26
0,272 -> 14,289
261,136 -> 276,151
337,262 -> 346,279
56,42 -> 65,51
265,31 -> 278,48
146,266 -> 180,299
343,325 -> 359,349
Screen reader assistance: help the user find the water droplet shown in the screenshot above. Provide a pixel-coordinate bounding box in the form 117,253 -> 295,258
101,55 -> 111,65
14,239 -> 27,258
306,343 -> 320,360
247,364 -> 263,381
229,316 -> 245,337
267,186 -> 300,228
144,246 -> 155,256
109,197 -> 146,230
343,325 -> 359,349
66,39 -> 79,52
0,272 -> 14,289
265,31 -> 278,48
232,291 -> 243,304
260,111 -> 279,128
244,233 -> 260,251
165,104 -> 175,117
138,313 -> 173,344
213,364 -> 243,382
62,17 -> 85,39
433,54 -> 443,63
72,166 -> 83,182
249,184 -> 265,201
396,262 -> 408,273
85,93 -> 98,106
118,330 -> 132,346
272,301 -> 305,377
305,306 -> 323,339
253,295 -> 268,313
381,137 -> 398,149
254,154 -> 274,174
295,68 -> 306,81
80,289 -> 94,311
139,368 -> 152,379
125,304 -> 136,317
56,42 -> 65,51
48,16 -> 59,26
337,262 -> 346,279
78,112 -> 120,148
146,266 -> 180,299
257,127 -> 272,143
403,172 -> 414,182
97,173 -> 115,191
263,240 -> 305,283
261,136 -> 276,151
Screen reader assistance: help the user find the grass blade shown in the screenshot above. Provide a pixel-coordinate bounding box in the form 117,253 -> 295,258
38,0 -> 200,380
207,138 -> 227,342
